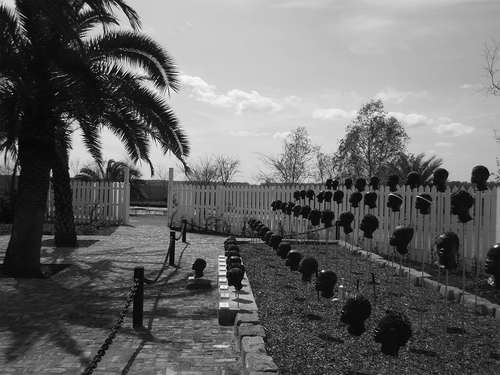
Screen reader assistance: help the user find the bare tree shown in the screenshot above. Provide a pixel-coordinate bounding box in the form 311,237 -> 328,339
183,156 -> 219,185
254,127 -> 321,184
478,39 -> 500,96
214,154 -> 240,186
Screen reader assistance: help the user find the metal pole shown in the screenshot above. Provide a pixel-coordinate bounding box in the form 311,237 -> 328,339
169,231 -> 176,266
133,266 -> 144,328
182,219 -> 187,243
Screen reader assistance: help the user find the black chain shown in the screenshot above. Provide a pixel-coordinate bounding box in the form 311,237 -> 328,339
175,221 -> 187,240
82,279 -> 140,375
144,240 -> 173,284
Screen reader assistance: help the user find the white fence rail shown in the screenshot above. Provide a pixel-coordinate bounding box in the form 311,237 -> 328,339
46,179 -> 130,225
166,170 -> 499,273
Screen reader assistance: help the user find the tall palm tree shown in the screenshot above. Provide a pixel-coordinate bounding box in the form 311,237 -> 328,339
75,159 -> 148,201
0,1 -> 190,277
389,152 -> 444,187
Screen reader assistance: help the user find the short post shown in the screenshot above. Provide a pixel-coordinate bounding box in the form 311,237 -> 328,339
169,231 -> 176,266
133,266 -> 144,328
335,221 -> 340,241
182,219 -> 187,243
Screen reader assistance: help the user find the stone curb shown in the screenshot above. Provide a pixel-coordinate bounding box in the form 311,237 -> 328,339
340,241 -> 500,321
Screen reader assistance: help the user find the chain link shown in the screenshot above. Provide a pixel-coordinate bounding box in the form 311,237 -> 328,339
144,240 -> 173,284
82,279 -> 139,375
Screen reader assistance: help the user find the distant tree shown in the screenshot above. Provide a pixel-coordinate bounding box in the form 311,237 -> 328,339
388,152 -> 444,187
183,156 -> 218,185
478,39 -> 500,97
332,99 -> 410,182
314,152 -> 336,184
214,154 -> 241,186
254,127 -> 321,184
75,159 -> 147,201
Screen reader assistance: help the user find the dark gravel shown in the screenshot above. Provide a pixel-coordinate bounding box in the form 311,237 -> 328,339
240,240 -> 500,375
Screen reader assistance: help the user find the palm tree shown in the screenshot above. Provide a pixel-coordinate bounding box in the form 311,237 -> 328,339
389,152 -> 444,187
75,159 -> 148,201
0,1 -> 190,277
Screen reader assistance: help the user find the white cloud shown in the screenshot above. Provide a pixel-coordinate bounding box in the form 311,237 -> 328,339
312,108 -> 355,120
273,132 -> 290,139
388,112 -> 433,128
376,88 -> 427,104
432,122 -> 474,137
180,75 -> 283,115
435,142 -> 453,147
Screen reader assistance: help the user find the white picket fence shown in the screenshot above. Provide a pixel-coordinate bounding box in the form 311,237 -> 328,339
166,169 -> 500,273
46,179 -> 130,225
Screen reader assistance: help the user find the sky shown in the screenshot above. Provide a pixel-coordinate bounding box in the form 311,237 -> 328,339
5,0 -> 500,183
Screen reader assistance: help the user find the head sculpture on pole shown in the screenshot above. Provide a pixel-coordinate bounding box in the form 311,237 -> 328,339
340,294 -> 372,336
387,193 -> 403,212
355,178 -> 367,192
405,172 -> 420,190
360,214 -> 379,239
369,176 -> 380,191
374,310 -> 412,357
339,211 -> 354,234
364,191 -> 377,209
345,178 -> 353,190
471,165 -> 490,191
415,193 -> 433,215
450,190 -> 473,223
386,174 -> 400,192
485,244 -> 500,289
432,168 -> 449,193
389,225 -> 414,255
315,269 -> 338,299
434,231 -> 460,269
349,191 -> 363,208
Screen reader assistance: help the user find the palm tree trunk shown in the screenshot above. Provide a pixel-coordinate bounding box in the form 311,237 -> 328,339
1,150 -> 51,278
52,158 -> 78,247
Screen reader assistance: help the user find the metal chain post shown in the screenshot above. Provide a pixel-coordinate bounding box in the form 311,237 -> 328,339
133,267 -> 144,328
182,219 -> 187,242
169,231 -> 176,266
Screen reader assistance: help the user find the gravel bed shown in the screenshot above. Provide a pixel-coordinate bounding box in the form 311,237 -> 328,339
240,240 -> 500,375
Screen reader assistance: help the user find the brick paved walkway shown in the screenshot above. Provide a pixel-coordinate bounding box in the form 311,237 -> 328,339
0,216 -> 242,374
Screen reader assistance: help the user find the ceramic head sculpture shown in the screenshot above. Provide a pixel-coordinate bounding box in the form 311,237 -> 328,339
254,222 -> 265,234
227,267 -> 245,291
432,168 -> 449,193
270,234 -> 283,250
355,178 -> 367,192
293,190 -> 301,201
374,310 -> 412,357
320,209 -> 335,228
259,226 -> 270,240
471,165 -> 490,191
286,201 -> 295,215
323,190 -> 333,203
387,193 -> 403,212
226,255 -> 242,270
306,189 -> 315,202
300,189 -> 307,200
277,242 -> 292,260
292,204 -> 302,217
386,174 -> 400,192
273,199 -> 282,211
405,172 -> 420,190
339,211 -> 354,234
224,244 -> 240,257
360,214 -> 379,239
300,205 -> 312,219
298,256 -> 319,282
316,191 -> 325,204
434,231 -> 460,269
326,178 -> 333,189
369,176 -> 380,191
252,220 -> 262,231
345,178 -> 353,190
280,201 -> 288,214
286,250 -> 302,271
450,190 -> 473,223
364,191 -> 377,209
315,269 -> 338,299
331,179 -> 339,190
264,231 -> 274,245
349,191 -> 363,208
415,193 -> 433,215
333,190 -> 344,205
308,209 -> 322,226
340,294 -> 372,336
192,258 -> 207,278
224,236 -> 237,247
485,244 -> 500,289
389,225 -> 414,255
